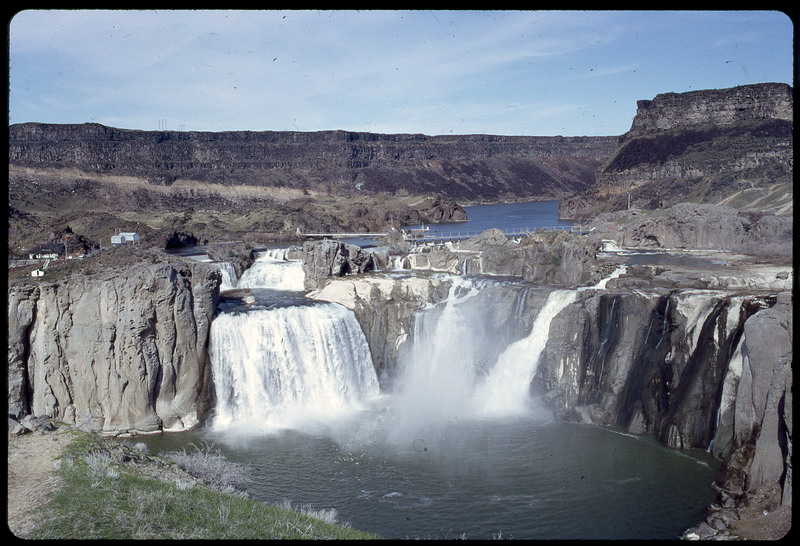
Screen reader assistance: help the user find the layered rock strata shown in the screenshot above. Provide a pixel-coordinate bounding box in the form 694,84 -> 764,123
9,123 -> 617,202
560,83 -> 793,219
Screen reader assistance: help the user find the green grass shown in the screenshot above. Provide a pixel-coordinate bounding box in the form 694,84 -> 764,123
30,430 -> 380,540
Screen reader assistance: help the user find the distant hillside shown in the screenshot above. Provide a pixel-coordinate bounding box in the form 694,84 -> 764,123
8,124 -> 617,203
559,83 -> 793,220
7,124 -> 616,252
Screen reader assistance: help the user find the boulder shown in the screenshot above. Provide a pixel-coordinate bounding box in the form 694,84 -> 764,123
300,239 -> 376,290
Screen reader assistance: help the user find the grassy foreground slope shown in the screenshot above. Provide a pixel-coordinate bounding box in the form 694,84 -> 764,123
26,427 -> 379,540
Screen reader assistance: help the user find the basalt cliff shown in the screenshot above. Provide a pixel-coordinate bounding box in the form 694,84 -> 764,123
8,249 -> 221,434
8,123 -> 616,201
559,82 -> 793,220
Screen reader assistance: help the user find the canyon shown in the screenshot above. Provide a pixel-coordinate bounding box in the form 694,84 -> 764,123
7,82 -> 793,539
7,233 -> 792,538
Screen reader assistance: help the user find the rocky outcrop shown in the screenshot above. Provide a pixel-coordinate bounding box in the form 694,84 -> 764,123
560,83 -> 793,220
7,260 -> 221,435
399,228 -> 613,286
298,240 -> 379,291
588,202 -> 793,252
712,291 -> 792,498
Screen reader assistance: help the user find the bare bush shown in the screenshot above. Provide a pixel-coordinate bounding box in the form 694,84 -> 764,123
278,499 -> 343,526
82,452 -> 116,488
165,441 -> 251,492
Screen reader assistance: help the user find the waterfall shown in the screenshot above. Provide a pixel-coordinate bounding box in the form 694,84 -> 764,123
216,262 -> 239,291
387,266 -> 629,436
209,302 -> 380,432
236,250 -> 305,291
476,289 -> 579,418
389,277 -> 492,431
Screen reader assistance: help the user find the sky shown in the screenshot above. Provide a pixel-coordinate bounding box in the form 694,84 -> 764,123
7,9 -> 795,137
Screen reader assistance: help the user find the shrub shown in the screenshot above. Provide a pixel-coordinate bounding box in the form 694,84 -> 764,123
165,442 -> 251,493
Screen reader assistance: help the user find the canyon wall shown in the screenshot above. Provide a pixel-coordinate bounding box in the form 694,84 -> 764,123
560,83 -> 793,219
9,123 -> 617,202
8,260 -> 221,435
537,284 -> 792,514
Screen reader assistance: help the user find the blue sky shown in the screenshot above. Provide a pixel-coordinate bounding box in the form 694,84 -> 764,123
8,9 -> 794,136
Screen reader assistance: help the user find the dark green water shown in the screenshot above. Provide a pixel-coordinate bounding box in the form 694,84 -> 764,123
130,416 -> 719,540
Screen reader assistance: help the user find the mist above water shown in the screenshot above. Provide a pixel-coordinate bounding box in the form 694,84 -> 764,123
207,259 -> 626,452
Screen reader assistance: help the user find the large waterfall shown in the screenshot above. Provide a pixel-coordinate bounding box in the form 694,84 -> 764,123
209,249 -> 380,432
209,302 -> 380,431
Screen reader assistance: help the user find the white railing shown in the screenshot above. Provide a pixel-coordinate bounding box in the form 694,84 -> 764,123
404,225 -> 589,243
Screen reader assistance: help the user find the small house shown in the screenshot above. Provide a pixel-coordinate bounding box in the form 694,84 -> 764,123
111,229 -> 141,246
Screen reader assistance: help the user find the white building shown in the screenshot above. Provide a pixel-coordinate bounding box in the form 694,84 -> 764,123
111,230 -> 140,246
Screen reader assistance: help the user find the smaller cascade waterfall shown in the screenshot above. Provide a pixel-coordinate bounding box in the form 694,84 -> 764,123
216,262 -> 239,291
209,301 -> 380,431
236,249 -> 305,291
476,289 -> 579,417
386,266 -> 630,439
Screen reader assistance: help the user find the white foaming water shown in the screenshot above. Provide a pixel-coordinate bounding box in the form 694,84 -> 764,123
208,264 -> 628,442
209,302 -> 380,432
236,250 -> 305,291
216,262 -> 239,291
581,265 -> 627,291
475,289 -> 579,418
387,277 -> 490,434
385,266 -> 629,439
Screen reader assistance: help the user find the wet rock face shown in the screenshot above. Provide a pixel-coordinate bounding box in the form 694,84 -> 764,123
7,261 -> 221,435
535,286 -> 792,519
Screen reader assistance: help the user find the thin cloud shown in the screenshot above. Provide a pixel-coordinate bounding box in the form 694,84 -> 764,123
8,9 -> 793,136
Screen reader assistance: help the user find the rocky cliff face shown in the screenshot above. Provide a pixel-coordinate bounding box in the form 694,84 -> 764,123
560,83 -> 793,220
7,260 -> 221,434
589,202 -> 793,254
627,83 -> 793,134
9,123 -> 617,202
535,283 -> 792,530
